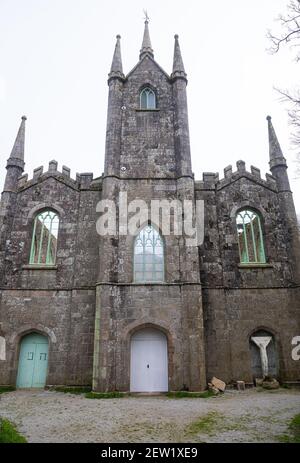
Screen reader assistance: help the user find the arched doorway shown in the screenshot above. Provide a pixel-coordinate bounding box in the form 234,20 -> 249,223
16,333 -> 49,388
250,329 -> 278,379
130,328 -> 168,392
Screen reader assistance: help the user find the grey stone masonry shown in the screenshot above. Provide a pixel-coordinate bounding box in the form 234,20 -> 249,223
0,24 -> 299,391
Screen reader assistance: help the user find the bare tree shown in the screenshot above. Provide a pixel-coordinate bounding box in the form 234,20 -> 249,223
268,0 -> 300,60
268,1 -> 300,177
276,87 -> 300,161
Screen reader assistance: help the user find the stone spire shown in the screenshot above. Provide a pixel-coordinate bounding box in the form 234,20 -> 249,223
3,116 -> 26,192
267,115 -> 287,170
171,35 -> 187,81
266,115 -> 300,283
139,19 -> 154,60
9,116 -> 26,164
108,35 -> 125,81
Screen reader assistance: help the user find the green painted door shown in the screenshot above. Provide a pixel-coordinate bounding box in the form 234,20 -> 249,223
16,333 -> 49,388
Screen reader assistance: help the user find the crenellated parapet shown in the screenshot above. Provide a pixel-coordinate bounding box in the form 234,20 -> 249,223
194,160 -> 277,192
16,160 -> 102,192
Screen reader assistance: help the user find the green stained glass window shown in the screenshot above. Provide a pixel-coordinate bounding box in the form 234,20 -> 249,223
29,210 -> 59,265
134,225 -> 164,282
140,87 -> 156,109
236,209 -> 266,264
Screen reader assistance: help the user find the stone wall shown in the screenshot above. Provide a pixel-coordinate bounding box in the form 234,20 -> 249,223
1,40 -> 299,391
0,166 -> 100,386
197,164 -> 300,383
93,283 -> 206,392
93,175 -> 206,392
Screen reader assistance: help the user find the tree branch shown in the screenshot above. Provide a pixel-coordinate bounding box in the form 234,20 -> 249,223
267,0 -> 300,59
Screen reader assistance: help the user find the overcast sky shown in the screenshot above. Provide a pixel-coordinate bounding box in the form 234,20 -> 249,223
0,0 -> 299,215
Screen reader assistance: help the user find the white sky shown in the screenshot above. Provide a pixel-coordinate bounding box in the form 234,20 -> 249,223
0,0 -> 299,215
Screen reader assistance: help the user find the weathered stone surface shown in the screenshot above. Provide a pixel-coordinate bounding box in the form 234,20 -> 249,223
0,24 -> 299,392
262,379 -> 280,390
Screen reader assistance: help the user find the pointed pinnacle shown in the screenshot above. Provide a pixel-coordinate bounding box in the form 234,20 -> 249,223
10,115 -> 26,162
171,34 -> 187,81
108,35 -> 125,81
267,115 -> 287,170
139,19 -> 154,60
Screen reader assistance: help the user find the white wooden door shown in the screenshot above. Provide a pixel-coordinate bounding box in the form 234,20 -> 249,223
130,328 -> 168,392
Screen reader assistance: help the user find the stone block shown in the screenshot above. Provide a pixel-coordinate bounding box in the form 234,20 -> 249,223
224,165 -> 232,179
33,166 -> 44,179
62,166 -> 71,178
262,378 -> 280,390
236,380 -> 245,391
48,160 -> 58,172
211,376 -> 226,392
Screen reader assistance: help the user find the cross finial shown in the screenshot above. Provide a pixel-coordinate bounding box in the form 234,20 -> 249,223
140,11 -> 153,59
143,9 -> 149,23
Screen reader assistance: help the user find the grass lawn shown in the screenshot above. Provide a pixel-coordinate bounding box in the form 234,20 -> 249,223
0,418 -> 27,443
0,386 -> 15,394
279,414 -> 300,443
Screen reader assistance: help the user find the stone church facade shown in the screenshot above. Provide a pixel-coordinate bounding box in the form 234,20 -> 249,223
0,22 -> 299,391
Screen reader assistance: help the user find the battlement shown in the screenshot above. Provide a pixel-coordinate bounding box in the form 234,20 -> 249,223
195,160 -> 277,191
218,160 -> 277,190
17,160 -> 101,191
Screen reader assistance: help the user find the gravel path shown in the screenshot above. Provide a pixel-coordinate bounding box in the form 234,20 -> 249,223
0,388 -> 300,443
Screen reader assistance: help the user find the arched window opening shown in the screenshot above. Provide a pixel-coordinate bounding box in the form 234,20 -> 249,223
29,210 -> 59,265
236,209 -> 266,264
134,225 -> 164,282
140,87 -> 156,109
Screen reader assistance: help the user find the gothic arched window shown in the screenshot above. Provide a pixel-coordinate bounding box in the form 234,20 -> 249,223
29,210 -> 59,265
134,225 -> 164,282
236,209 -> 266,264
140,87 -> 156,109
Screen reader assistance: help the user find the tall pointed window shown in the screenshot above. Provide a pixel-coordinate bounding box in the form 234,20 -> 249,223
134,225 -> 164,282
29,210 -> 59,265
236,209 -> 266,264
140,87 -> 156,109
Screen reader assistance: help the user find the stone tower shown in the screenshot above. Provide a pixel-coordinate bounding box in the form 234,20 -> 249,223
0,116 -> 26,283
92,21 -> 206,392
267,116 -> 300,283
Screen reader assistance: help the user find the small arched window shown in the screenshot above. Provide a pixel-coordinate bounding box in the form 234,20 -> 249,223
29,210 -> 59,265
236,209 -> 266,264
140,87 -> 156,109
134,225 -> 164,282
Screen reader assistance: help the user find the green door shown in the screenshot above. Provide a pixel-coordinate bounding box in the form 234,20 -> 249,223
16,333 -> 49,388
